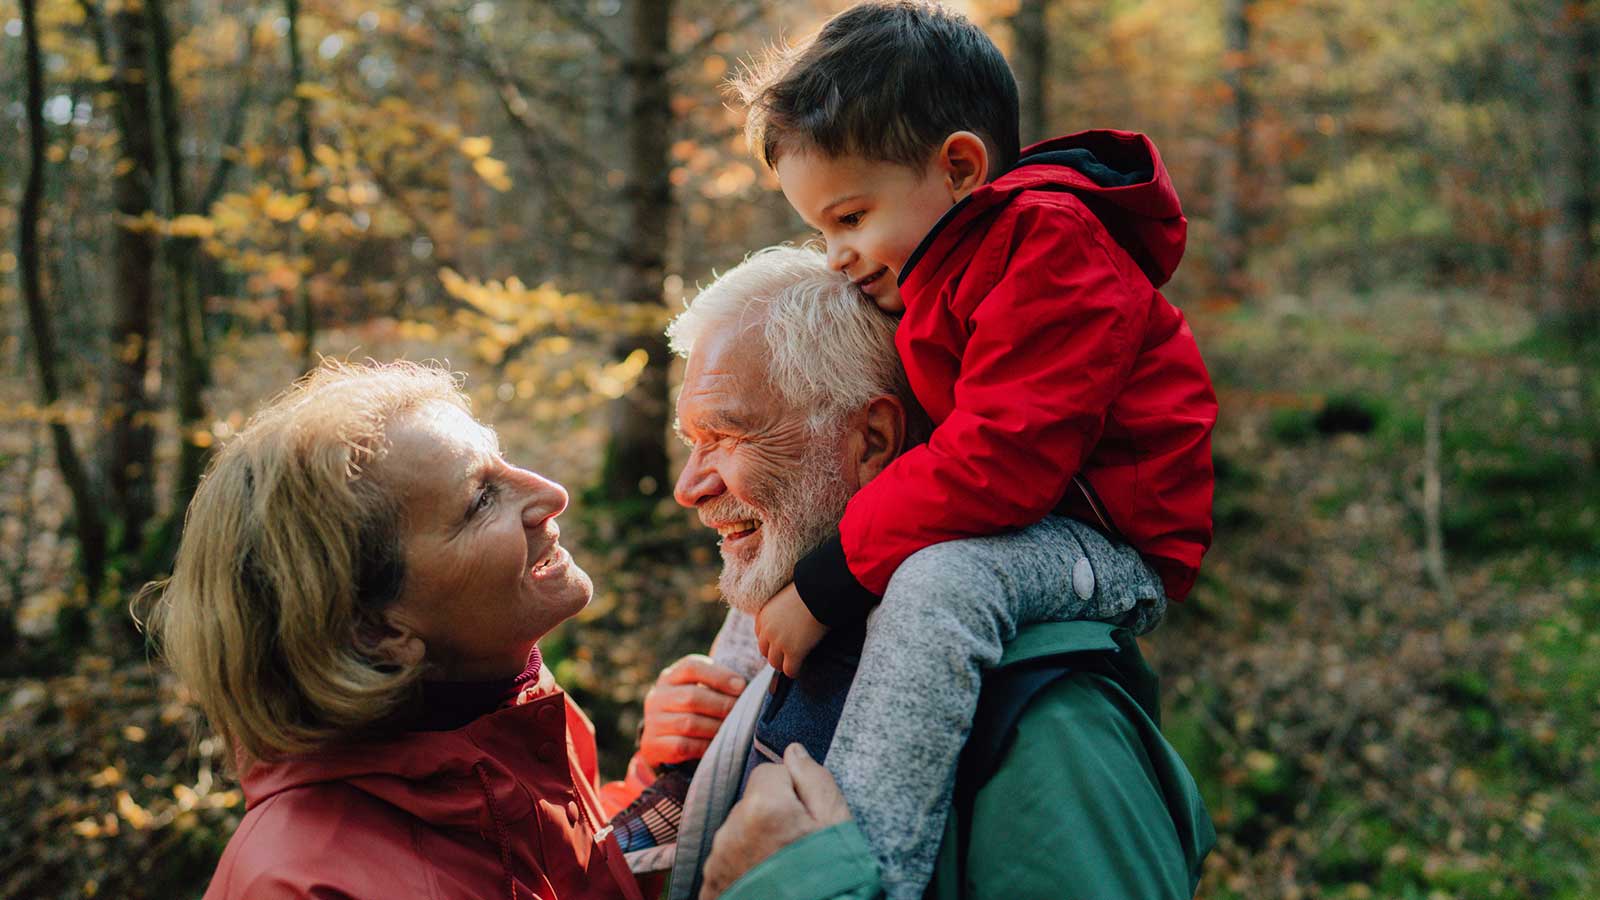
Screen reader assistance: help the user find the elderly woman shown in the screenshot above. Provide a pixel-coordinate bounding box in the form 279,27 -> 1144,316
149,361 -> 656,900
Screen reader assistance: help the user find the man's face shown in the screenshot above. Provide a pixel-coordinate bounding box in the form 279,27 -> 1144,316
673,323 -> 855,613
775,148 -> 957,315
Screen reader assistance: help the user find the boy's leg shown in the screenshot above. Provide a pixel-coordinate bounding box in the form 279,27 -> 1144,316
826,517 -> 1163,900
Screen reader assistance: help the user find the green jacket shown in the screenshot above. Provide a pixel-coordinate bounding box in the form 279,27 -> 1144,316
719,622 -> 1215,900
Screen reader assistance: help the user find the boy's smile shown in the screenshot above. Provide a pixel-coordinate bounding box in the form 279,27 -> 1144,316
776,148 -> 964,315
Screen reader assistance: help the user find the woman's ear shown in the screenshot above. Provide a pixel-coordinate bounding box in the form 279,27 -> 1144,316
852,396 -> 907,486
938,131 -> 991,201
360,609 -> 426,669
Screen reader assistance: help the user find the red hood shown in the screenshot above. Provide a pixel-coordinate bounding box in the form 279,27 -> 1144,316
902,129 -> 1186,290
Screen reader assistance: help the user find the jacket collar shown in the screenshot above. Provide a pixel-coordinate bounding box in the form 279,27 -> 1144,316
240,675 -> 571,829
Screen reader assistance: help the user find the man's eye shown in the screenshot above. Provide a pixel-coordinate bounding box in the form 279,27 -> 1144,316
471,482 -> 500,516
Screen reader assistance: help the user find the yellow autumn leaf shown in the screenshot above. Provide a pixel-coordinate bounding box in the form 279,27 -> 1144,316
265,265 -> 301,291
293,82 -> 334,102
263,193 -> 310,222
167,214 -> 215,238
459,135 -> 493,159
312,144 -> 342,170
116,791 -> 152,830
472,156 -> 512,192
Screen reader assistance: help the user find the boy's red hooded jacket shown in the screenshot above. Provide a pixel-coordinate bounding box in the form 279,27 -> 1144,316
203,670 -> 642,900
794,129 -> 1217,617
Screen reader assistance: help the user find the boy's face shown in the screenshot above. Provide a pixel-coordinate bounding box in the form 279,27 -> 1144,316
776,148 -> 959,315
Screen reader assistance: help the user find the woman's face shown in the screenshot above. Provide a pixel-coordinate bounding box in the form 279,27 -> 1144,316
376,401 -> 591,680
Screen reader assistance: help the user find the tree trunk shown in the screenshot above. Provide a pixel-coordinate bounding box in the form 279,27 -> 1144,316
18,0 -> 108,597
1214,0 -> 1253,298
103,0 -> 161,554
287,0 -> 317,373
143,0 -> 213,529
599,0 -> 674,510
1538,0 -> 1596,335
1011,0 -> 1050,147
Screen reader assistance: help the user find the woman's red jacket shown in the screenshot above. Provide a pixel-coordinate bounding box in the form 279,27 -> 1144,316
204,670 -> 643,900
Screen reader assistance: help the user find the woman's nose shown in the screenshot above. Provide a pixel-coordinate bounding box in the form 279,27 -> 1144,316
673,450 -> 723,509
519,470 -> 569,526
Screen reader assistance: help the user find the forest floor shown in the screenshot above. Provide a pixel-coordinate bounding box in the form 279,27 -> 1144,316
1,286 -> 1596,899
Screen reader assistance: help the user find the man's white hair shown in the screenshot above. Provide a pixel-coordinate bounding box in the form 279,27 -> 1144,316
666,245 -> 906,431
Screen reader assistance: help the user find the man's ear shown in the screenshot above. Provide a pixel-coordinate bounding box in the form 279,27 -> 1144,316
938,131 -> 990,200
852,395 -> 906,486
359,608 -> 426,670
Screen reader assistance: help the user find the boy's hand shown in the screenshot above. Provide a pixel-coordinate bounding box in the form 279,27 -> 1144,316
755,583 -> 829,678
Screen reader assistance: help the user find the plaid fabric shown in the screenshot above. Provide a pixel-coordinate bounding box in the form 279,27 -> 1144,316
611,762 -> 694,852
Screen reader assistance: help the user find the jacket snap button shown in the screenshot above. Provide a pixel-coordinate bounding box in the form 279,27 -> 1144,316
538,741 -> 560,763
567,800 -> 581,822
538,704 -> 561,725
1072,557 -> 1096,601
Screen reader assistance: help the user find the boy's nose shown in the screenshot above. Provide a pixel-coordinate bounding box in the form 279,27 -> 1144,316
826,242 -> 857,274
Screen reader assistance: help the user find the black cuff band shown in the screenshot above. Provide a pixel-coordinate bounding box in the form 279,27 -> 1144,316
792,532 -> 878,628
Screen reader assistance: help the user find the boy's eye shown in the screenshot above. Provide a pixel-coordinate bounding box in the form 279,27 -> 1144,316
838,211 -> 863,227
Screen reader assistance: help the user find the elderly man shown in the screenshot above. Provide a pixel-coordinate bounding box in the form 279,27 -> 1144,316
645,246 -> 1212,900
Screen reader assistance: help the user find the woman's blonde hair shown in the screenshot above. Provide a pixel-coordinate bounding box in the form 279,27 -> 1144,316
145,360 -> 469,762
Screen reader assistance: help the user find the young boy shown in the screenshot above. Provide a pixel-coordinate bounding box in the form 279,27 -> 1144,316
731,1 -> 1218,897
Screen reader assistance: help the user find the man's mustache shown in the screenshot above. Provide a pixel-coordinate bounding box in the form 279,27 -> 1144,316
698,496 -> 763,531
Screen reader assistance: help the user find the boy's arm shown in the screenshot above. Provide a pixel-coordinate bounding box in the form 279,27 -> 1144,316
794,202 -> 1152,619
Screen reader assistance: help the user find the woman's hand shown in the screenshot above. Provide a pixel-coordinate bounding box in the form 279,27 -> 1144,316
700,744 -> 852,900
639,654 -> 748,768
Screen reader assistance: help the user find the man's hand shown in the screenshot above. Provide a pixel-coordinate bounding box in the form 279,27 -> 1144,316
639,654 -> 748,768
700,744 -> 852,900
755,583 -> 829,678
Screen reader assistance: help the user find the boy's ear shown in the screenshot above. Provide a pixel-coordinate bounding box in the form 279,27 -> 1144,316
938,131 -> 990,200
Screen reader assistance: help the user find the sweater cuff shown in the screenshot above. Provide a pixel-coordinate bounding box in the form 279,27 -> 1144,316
792,534 -> 879,628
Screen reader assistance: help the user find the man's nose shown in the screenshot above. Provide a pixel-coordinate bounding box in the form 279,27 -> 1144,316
519,471 -> 570,526
673,450 -> 723,509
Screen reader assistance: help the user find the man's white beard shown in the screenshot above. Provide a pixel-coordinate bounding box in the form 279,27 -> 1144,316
712,433 -> 854,615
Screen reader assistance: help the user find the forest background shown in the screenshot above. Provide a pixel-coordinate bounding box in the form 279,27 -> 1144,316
0,0 -> 1596,897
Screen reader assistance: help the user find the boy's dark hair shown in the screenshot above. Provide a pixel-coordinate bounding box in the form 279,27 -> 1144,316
733,1 -> 1021,174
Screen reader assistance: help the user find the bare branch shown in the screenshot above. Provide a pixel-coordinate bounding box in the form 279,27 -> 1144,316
199,22 -> 258,210
418,8 -> 627,251
672,0 -> 772,69
546,0 -> 628,59
76,0 -> 109,63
